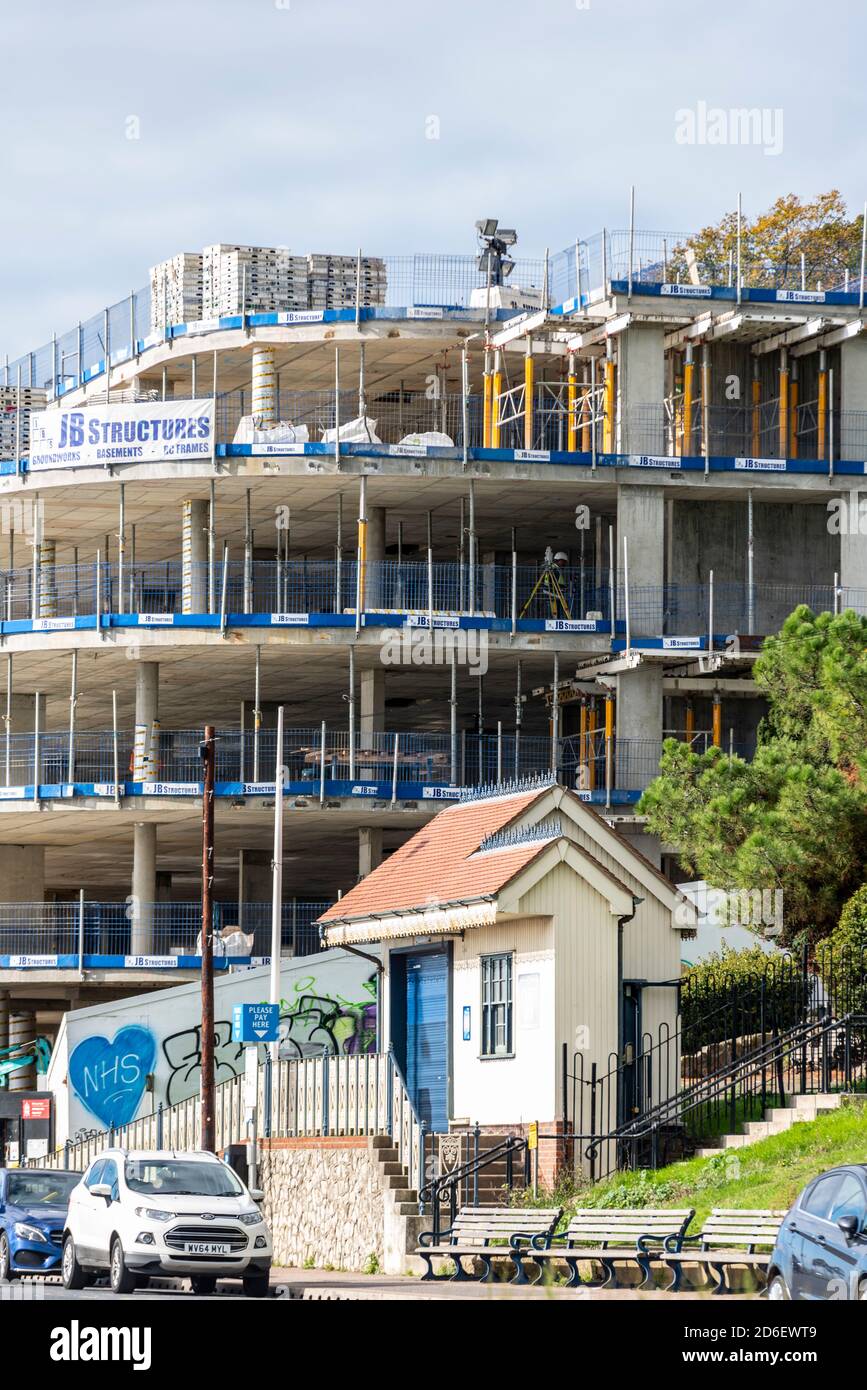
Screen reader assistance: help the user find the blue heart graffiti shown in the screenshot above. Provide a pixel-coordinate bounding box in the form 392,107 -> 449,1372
69,1026 -> 157,1129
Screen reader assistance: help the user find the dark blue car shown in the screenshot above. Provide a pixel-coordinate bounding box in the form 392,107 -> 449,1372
0,1168 -> 82,1278
767,1164 -> 867,1301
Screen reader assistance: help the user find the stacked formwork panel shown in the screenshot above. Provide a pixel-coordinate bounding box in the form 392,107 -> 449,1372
0,386 -> 48,461
307,254 -> 387,309
149,253 -> 204,333
203,244 -> 309,317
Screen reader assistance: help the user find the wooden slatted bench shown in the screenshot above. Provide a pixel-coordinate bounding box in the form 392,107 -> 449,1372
416,1206 -> 563,1283
653,1209 -> 788,1294
513,1208 -> 696,1288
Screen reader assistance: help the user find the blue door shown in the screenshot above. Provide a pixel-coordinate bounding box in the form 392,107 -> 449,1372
404,950 -> 449,1133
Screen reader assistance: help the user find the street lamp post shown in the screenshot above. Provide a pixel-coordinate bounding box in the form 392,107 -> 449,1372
200,725 -> 216,1153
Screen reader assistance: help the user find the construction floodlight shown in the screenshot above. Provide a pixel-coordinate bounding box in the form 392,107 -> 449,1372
476,218 -> 520,287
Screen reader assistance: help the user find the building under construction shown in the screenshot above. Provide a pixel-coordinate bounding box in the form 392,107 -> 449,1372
0,218 -> 865,1088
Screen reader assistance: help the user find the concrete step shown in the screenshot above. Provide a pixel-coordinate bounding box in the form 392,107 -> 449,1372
394,1202 -> 421,1217
694,1092 -> 846,1161
391,1188 -> 418,1204
741,1120 -> 789,1139
379,1162 -> 405,1177
722,1133 -> 749,1149
382,1174 -> 414,1191
788,1092 -> 842,1112
371,1135 -> 396,1150
372,1146 -> 400,1163
767,1107 -> 798,1124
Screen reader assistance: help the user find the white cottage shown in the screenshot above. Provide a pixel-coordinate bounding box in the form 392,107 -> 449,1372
319,782 -> 696,1178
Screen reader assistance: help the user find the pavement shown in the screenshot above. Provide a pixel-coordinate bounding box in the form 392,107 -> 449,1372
270,1268 -> 754,1300
2,1269 -> 756,1302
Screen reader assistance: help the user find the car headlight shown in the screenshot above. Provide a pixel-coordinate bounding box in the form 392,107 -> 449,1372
14,1222 -> 48,1243
238,1211 -> 263,1226
134,1207 -> 174,1222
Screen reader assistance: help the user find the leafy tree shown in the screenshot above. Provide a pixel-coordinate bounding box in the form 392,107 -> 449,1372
816,884 -> 867,1017
682,945 -> 804,1047
668,192 -> 864,291
639,606 -> 867,943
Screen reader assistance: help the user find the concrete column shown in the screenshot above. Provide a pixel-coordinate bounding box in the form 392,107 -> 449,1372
358,827 -> 383,879
617,826 -> 662,869
182,498 -> 208,613
366,505 -> 386,608
618,324 -> 666,454
0,845 -> 45,901
616,664 -> 664,792
481,547 -> 498,615
617,484 -> 665,635
37,538 -> 57,618
252,345 -> 277,427
839,337 -> 867,461
2,692 -> 36,733
839,482 -> 867,598
131,822 -> 157,954
360,668 -> 385,737
240,849 -> 272,903
8,1009 -> 36,1090
133,661 -> 159,782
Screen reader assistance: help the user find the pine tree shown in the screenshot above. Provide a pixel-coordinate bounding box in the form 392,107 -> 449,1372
639,606 -> 867,943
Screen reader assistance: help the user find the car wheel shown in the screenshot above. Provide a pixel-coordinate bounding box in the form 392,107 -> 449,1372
242,1272 -> 270,1299
767,1274 -> 790,1301
190,1275 -> 217,1295
109,1238 -> 138,1295
859,1280 -> 867,1301
0,1233 -> 17,1281
62,1236 -> 87,1291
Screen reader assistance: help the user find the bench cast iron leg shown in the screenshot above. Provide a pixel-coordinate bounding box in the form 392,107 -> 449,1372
636,1254 -> 654,1291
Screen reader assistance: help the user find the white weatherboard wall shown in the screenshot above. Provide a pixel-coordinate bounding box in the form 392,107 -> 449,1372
451,918 -> 556,1125
46,950 -> 378,1144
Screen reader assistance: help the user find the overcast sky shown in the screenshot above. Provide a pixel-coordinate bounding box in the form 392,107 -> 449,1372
1,0 -> 864,358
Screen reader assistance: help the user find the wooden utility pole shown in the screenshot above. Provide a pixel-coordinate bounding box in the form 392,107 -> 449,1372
200,725 -> 216,1152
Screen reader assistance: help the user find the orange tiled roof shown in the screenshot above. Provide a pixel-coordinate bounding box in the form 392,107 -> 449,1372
318,789 -> 549,922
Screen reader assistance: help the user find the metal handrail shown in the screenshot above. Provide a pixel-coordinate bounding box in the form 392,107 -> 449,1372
419,1131 -> 530,1241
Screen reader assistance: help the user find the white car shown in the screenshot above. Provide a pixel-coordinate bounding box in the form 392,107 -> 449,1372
61,1149 -> 272,1297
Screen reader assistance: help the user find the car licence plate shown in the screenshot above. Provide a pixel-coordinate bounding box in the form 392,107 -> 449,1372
182,1241 -> 231,1256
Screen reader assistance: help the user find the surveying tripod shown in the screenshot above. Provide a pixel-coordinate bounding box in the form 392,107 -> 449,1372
520,556 -> 572,619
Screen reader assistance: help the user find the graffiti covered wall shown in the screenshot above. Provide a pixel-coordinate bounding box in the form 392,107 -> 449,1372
47,951 -> 378,1142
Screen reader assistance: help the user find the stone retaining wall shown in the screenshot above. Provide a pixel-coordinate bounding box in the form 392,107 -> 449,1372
258,1137 -> 386,1272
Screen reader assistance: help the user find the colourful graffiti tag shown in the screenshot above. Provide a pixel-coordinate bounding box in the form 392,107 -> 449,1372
160,974 -> 378,1106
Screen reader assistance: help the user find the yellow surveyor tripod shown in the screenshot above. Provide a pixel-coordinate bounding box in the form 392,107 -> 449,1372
520,551 -> 572,619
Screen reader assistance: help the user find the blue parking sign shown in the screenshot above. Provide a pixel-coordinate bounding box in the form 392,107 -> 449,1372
232,1002 -> 280,1044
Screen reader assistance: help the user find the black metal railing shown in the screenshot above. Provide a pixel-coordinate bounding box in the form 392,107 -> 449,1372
419,1130 -> 530,1240
560,945 -> 867,1182
569,1014 -> 864,1183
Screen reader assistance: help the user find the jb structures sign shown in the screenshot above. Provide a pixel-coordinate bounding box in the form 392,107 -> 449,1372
28,398 -> 215,471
